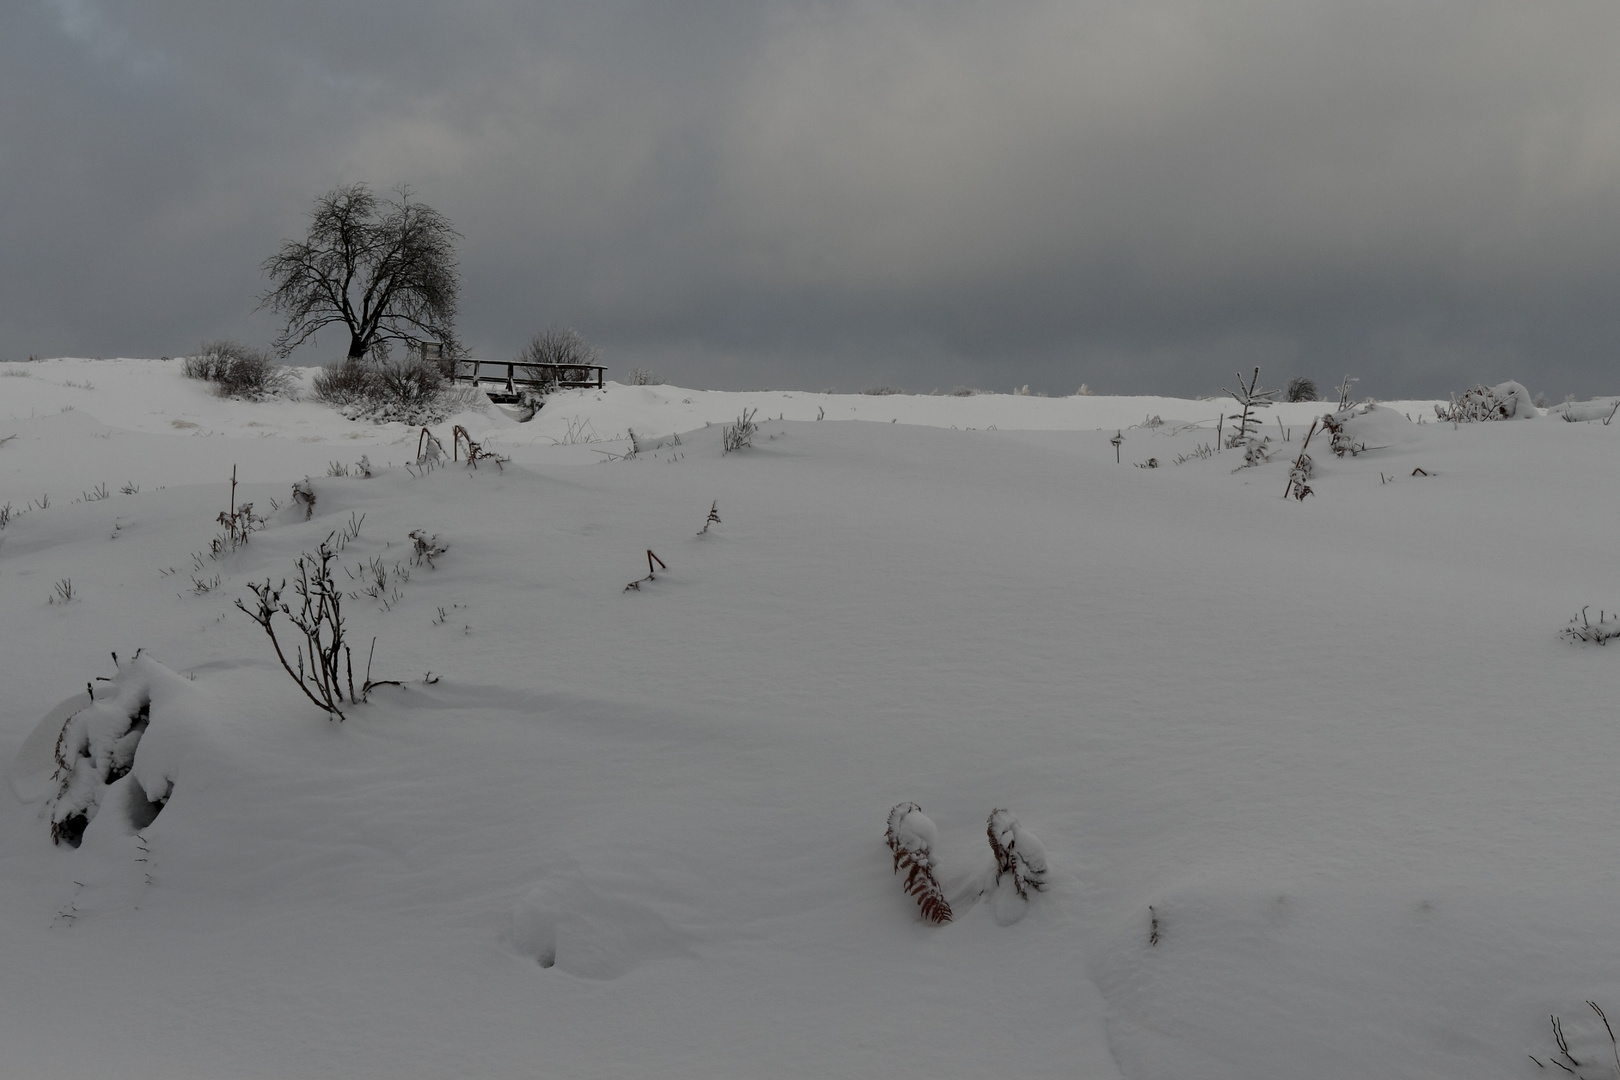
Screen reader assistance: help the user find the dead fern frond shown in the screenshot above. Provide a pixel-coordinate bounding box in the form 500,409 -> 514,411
453,424 -> 508,470
886,802 -> 952,924
988,808 -> 1048,901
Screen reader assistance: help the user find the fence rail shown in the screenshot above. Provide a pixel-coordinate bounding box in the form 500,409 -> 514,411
452,359 -> 606,398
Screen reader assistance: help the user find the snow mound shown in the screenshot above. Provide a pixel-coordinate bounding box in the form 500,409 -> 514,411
1547,397 -> 1620,423
507,873 -> 695,978
1320,403 -> 1419,457
14,656 -> 203,848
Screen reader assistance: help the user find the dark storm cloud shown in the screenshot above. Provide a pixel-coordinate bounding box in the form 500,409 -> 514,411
6,1 -> 1620,397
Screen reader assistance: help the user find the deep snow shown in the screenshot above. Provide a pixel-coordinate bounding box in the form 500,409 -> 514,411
2,358 -> 1617,1079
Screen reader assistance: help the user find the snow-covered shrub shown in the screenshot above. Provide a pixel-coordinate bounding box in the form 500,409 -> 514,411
409,529 -> 448,568
1434,380 -> 1538,423
1563,607 -> 1620,645
1321,402 -> 1416,458
314,356 -> 452,425
49,688 -> 150,846
722,409 -> 758,455
987,809 -> 1047,901
885,802 -> 953,924
1241,435 -> 1273,468
36,656 -> 187,847
183,340 -> 296,400
312,358 -> 376,407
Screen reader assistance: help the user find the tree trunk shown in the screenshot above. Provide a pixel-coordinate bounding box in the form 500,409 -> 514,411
347,332 -> 368,360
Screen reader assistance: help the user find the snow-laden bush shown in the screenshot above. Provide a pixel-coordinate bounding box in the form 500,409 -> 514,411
183,340 -> 297,400
14,655 -> 192,847
1321,403 -> 1417,458
886,802 -> 953,924
1435,380 -> 1538,422
313,356 -> 453,425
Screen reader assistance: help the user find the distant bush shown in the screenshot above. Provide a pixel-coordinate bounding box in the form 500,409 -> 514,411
627,367 -> 661,386
1285,377 -> 1318,402
182,340 -> 296,400
519,326 -> 600,383
313,356 -> 450,425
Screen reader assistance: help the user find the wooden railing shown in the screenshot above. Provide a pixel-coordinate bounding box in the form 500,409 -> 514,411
452,359 -> 606,397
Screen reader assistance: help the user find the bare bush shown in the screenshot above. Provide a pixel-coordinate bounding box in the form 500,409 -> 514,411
518,326 -> 600,379
236,537 -> 396,721
1285,377 -> 1318,402
312,359 -> 377,405
183,341 -> 296,400
313,355 -> 451,424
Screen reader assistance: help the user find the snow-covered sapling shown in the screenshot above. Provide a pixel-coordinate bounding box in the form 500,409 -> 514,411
987,809 -> 1047,901
886,802 -> 953,924
1222,367 -> 1278,450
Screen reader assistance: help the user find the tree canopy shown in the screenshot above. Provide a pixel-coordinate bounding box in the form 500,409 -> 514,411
259,184 -> 460,361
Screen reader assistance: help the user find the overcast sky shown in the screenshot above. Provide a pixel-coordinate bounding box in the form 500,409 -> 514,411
6,1 -> 1620,397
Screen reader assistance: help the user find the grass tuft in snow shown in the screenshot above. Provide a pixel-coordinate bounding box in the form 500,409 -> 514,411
722,409 -> 758,454
1563,607 -> 1620,645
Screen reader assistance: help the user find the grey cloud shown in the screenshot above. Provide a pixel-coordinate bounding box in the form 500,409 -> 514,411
5,1 -> 1620,398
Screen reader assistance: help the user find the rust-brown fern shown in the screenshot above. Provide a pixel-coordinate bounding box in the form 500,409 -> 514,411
886,802 -> 952,924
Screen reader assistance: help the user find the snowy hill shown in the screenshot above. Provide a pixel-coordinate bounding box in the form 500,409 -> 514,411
2,358 -> 1616,1079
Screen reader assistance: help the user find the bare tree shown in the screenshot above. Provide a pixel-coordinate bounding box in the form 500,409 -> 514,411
259,184 -> 460,361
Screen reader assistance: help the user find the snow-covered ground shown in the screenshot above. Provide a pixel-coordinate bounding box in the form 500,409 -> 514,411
2,358 -> 1615,1078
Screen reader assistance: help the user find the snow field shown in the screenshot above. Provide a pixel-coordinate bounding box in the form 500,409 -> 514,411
1,358 -> 1617,1078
